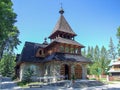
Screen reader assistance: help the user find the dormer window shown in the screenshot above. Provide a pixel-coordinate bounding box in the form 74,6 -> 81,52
36,48 -> 45,57
39,50 -> 42,55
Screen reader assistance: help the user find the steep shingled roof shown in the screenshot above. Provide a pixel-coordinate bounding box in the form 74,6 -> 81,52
17,42 -> 47,63
44,52 -> 91,63
16,42 -> 90,64
49,15 -> 76,38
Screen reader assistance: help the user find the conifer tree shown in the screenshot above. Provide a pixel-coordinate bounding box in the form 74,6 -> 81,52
93,45 -> 100,62
82,48 -> 86,56
100,46 -> 110,74
116,26 -> 120,56
108,37 -> 117,59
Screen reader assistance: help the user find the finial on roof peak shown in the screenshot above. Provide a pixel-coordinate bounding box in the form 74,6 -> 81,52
44,37 -> 47,41
43,37 -> 48,45
59,3 -> 64,14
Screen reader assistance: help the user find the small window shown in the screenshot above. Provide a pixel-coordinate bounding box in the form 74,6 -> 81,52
39,50 -> 42,55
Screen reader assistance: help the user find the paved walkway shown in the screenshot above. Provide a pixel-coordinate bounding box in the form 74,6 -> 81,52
0,77 -> 21,90
23,84 -> 120,90
22,80 -> 120,90
0,76 -> 120,90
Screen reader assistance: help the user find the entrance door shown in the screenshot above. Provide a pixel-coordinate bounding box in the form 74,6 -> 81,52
65,64 -> 69,79
75,64 -> 82,79
60,64 -> 69,80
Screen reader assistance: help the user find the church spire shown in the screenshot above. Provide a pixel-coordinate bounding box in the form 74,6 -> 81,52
49,7 -> 77,39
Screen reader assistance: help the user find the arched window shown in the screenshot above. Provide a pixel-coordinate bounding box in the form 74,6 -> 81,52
39,50 -> 42,55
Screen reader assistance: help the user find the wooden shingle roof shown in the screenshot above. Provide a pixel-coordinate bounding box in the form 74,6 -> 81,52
16,42 -> 47,63
49,15 -> 76,38
16,42 -> 89,63
44,52 -> 91,63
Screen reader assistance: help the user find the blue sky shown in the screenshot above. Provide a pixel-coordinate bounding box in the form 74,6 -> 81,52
12,0 -> 120,54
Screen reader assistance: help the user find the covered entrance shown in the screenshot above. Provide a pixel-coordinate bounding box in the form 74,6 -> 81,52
60,64 -> 70,79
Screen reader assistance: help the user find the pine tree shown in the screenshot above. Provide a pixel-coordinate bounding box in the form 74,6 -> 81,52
93,45 -> 100,62
100,46 -> 110,74
82,48 -> 86,56
116,26 -> 120,56
108,37 -> 117,59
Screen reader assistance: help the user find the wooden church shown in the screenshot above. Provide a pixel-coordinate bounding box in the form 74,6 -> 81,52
15,8 -> 91,81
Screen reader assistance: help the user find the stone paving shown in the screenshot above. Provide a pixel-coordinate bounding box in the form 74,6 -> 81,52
0,76 -> 21,90
0,76 -> 120,90
24,80 -> 120,90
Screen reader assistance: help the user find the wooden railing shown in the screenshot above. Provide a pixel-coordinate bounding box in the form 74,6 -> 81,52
87,75 -> 120,81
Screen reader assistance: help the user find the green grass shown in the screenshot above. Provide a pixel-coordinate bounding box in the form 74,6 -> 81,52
17,81 -> 42,88
89,78 -> 96,80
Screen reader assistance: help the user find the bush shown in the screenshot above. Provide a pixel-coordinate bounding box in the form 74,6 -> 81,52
90,78 -> 96,80
71,74 -> 75,80
22,68 -> 34,83
17,81 -> 27,86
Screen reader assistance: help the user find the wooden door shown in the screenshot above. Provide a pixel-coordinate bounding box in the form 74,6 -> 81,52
75,64 -> 82,79
60,64 -> 70,79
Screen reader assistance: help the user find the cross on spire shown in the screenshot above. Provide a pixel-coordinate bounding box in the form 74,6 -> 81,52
60,2 -> 63,9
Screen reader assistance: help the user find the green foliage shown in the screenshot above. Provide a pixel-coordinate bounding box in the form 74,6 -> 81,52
71,74 -> 75,80
90,63 -> 100,75
0,52 -> 16,77
82,48 -> 86,56
17,81 -> 28,87
116,26 -> 120,56
108,37 -> 117,59
0,0 -> 21,59
100,46 -> 110,74
22,68 -> 34,83
85,45 -> 110,75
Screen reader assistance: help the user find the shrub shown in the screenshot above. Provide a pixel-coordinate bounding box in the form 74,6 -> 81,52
71,74 -> 75,80
22,68 -> 34,83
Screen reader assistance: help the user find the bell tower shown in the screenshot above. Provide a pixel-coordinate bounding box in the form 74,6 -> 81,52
49,8 -> 77,41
